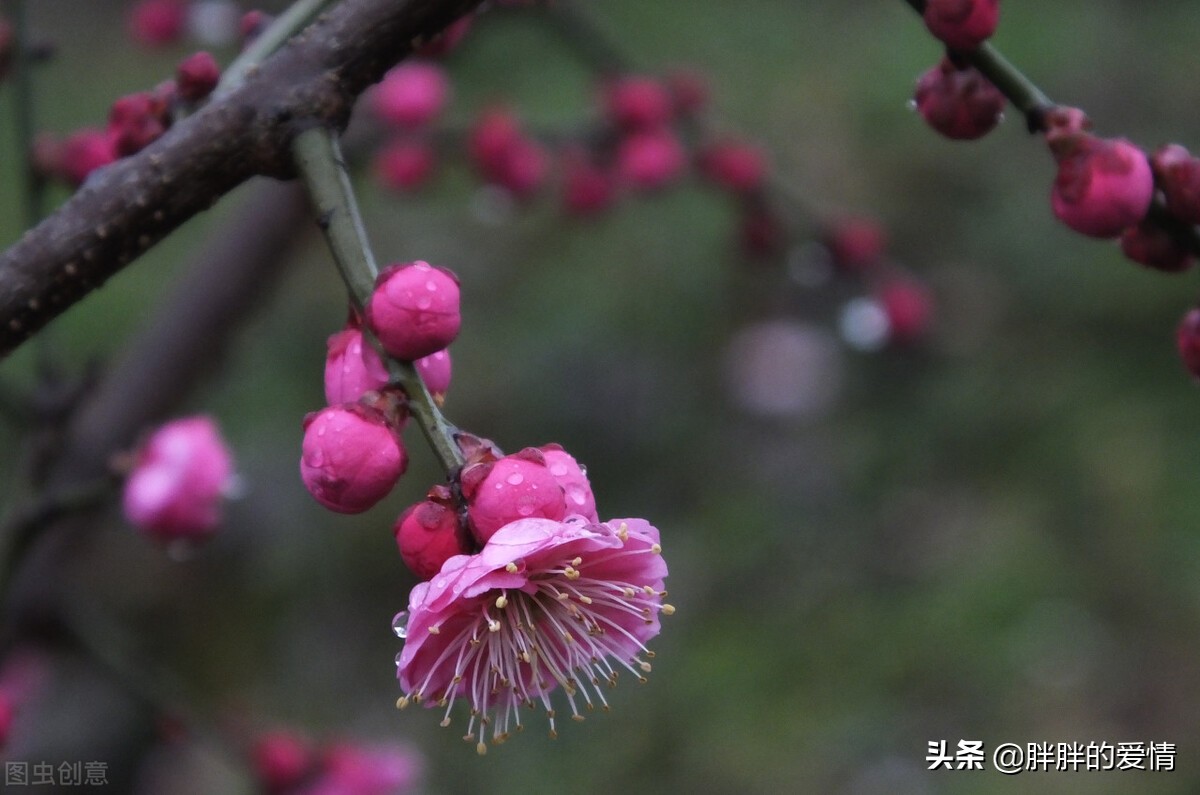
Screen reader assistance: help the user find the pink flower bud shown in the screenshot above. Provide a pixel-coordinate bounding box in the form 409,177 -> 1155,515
176,51 -> 221,103
1178,307 -> 1200,381
602,76 -> 674,131
395,499 -> 467,580
0,689 -> 15,750
825,217 -> 886,271
60,129 -> 117,186
300,405 -> 407,514
317,742 -> 422,795
739,207 -> 785,259
414,349 -> 452,399
240,10 -> 271,45
324,326 -> 389,406
561,151 -> 617,217
1120,221 -> 1193,274
698,140 -> 768,195
879,280 -> 933,344
129,0 -> 185,47
1051,136 -> 1153,239
374,62 -> 449,130
617,129 -> 686,192
374,139 -> 436,193
539,444 -> 598,521
252,732 -> 314,795
108,93 -> 167,157
462,450 -> 567,544
1152,144 -> 1200,225
922,0 -> 1000,51
493,137 -> 549,199
468,107 -> 520,176
122,416 -> 234,540
913,58 -> 1005,140
366,261 -> 461,361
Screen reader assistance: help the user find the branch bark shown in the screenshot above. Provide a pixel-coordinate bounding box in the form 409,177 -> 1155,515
0,0 -> 484,357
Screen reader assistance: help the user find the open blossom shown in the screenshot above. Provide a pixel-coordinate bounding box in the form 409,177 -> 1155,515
395,516 -> 672,753
122,416 -> 235,540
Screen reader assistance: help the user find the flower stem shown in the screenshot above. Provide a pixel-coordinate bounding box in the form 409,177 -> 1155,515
214,0 -> 340,98
293,126 -> 465,476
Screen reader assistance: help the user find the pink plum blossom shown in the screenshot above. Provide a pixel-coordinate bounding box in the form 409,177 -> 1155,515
395,516 -> 673,753
366,262 -> 461,361
300,405 -> 406,514
324,326 -> 389,406
122,415 -> 234,540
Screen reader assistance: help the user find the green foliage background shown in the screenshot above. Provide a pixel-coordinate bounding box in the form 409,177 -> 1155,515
3,1 -> 1200,792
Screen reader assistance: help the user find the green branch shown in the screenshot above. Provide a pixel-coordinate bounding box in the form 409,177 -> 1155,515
293,127 -> 465,476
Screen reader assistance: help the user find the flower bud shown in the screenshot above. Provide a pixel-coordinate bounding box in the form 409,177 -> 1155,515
561,150 -> 617,217
1152,144 -> 1200,225
922,0 -> 999,51
374,62 -> 449,130
1120,220 -> 1193,274
879,280 -> 933,344
240,10 -> 271,45
1178,307 -> 1200,381
176,51 -> 221,103
395,498 -> 468,579
366,262 -> 461,361
1050,135 -> 1153,239
698,140 -> 768,195
415,349 -> 452,400
539,445 -> 598,521
491,137 -> 549,200
252,732 -> 314,795
300,405 -> 406,514
617,129 -> 686,192
108,93 -> 167,157
913,58 -> 1005,140
129,0 -> 186,47
416,14 -> 473,58
324,326 -> 389,406
374,139 -> 436,193
122,416 -> 234,541
739,207 -> 785,260
462,449 -> 567,544
59,129 -> 117,186
602,75 -> 674,131
825,217 -> 886,271
667,68 -> 709,117
468,107 -> 520,176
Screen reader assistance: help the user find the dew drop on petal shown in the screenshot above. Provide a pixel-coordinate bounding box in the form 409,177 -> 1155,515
392,611 -> 409,639
395,651 -> 404,667
506,473 -> 524,486
549,463 -> 568,477
416,295 -> 433,310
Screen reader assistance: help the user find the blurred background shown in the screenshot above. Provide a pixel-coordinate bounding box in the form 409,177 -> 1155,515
3,0 -> 1200,792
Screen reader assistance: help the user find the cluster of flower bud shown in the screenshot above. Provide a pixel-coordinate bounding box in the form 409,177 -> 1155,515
252,730 -> 422,795
301,262 -> 461,516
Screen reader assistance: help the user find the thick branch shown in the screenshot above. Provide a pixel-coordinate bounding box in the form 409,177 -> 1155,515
0,0 -> 484,357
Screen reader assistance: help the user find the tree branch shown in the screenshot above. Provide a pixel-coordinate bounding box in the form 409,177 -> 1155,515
0,0 -> 484,358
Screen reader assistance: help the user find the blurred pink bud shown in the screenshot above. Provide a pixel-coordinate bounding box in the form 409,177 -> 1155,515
176,51 -> 221,103
414,349 -> 452,399
825,217 -> 886,271
602,75 -> 674,131
1152,144 -> 1200,225
922,0 -> 1000,51
698,139 -> 768,194
374,62 -> 449,130
395,498 -> 468,580
539,445 -> 598,521
667,68 -> 710,117
108,93 -> 167,157
492,137 -> 549,199
60,129 -> 117,186
129,0 -> 186,47
461,449 -> 567,545
416,14 -> 473,58
0,689 -> 15,751
240,10 -> 271,45
253,731 -> 314,794
913,58 -> 1005,140
1120,220 -> 1193,273
324,326 -> 389,406
122,416 -> 234,540
468,107 -> 520,175
561,151 -> 617,216
1179,308 -> 1200,381
739,207 -> 785,259
617,128 -> 686,192
311,742 -> 422,795
366,261 -> 461,361
879,280 -> 933,344
374,139 -> 436,193
300,405 -> 407,514
1050,135 -> 1153,239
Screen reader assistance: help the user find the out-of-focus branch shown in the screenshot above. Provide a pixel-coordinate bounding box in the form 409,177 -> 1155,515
0,0 -> 484,357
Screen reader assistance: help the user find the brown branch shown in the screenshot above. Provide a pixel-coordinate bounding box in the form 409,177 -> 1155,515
0,0 -> 484,358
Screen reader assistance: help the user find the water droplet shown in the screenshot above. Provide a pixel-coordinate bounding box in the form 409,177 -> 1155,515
395,651 -> 404,666
392,612 -> 409,639
579,465 -> 588,477
317,426 -> 326,437
549,464 -> 569,477
494,482 -> 504,490
416,295 -> 433,310
436,578 -> 448,588
426,280 -> 439,291
906,98 -> 918,112
567,485 -> 587,505
517,503 -> 535,516
506,473 -> 524,486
